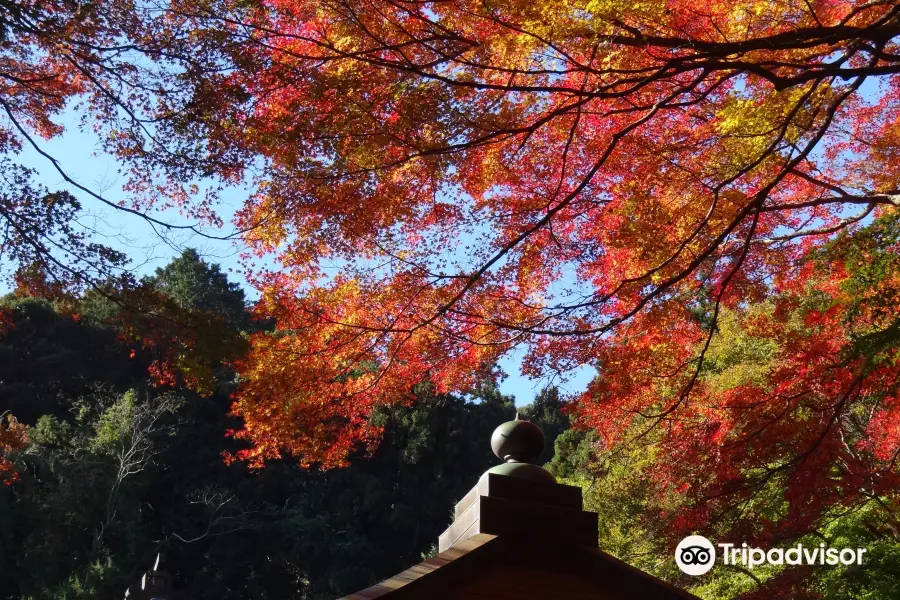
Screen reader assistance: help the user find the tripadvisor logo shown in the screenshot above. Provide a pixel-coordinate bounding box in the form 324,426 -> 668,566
675,535 -> 867,576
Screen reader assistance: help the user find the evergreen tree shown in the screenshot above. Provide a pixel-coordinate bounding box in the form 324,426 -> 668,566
145,249 -> 249,331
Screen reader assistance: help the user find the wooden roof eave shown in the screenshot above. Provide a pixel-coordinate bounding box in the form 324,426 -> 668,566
339,534 -> 700,600
339,534 -> 500,600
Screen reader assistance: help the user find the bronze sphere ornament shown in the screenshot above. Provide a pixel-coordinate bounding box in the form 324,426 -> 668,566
486,415 -> 556,485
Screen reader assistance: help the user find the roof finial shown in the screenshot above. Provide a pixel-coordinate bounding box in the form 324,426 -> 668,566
487,417 -> 556,484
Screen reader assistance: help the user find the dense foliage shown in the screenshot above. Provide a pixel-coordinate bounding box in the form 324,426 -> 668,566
155,0 -> 900,475
1,250 -> 899,599
0,250 -> 567,599
2,1 -> 900,598
552,212 -> 900,597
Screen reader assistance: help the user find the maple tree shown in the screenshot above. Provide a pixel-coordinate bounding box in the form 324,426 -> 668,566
580,210 -> 900,503
0,0 -> 128,289
557,211 -> 900,597
0,0 -> 240,295
0,411 -> 27,484
146,1 -> 900,471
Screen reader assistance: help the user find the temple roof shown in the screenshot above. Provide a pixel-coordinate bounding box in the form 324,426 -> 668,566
340,417 -> 699,600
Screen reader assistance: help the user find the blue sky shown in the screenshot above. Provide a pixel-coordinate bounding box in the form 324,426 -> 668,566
7,107 -> 596,407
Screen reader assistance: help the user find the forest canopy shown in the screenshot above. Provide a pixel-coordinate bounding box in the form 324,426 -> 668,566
0,251 -> 560,599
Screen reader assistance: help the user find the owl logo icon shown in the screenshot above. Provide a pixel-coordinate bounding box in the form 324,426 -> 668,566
675,535 -> 716,575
